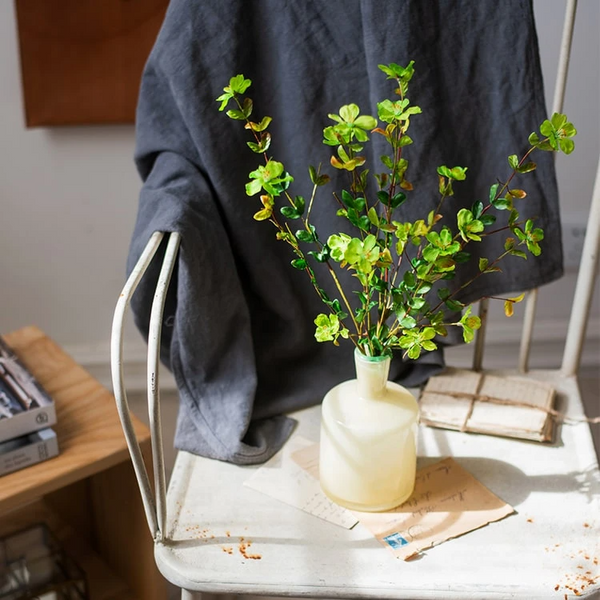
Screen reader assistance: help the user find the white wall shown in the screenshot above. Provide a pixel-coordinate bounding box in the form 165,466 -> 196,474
0,1 -> 598,387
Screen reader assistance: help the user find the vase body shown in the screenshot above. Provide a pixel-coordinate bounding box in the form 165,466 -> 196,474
319,349 -> 419,512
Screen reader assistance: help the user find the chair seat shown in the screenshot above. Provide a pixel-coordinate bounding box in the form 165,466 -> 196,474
155,369 -> 600,599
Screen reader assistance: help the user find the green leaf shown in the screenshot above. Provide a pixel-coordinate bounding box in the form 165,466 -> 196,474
510,249 -> 527,259
400,316 -> 417,329
308,247 -> 330,263
437,165 -> 468,181
551,112 -> 567,130
246,116 -> 272,132
309,165 -> 330,187
339,104 -> 360,123
422,245 -> 440,263
407,345 -> 421,360
410,297 -> 426,310
559,138 -> 575,154
380,155 -> 394,170
491,196 -> 511,211
480,214 -> 496,226
216,91 -> 233,111
421,340 -> 437,352
472,201 -> 484,219
403,271 -> 416,287
479,258 -> 489,272
245,179 -> 262,196
246,132 -> 272,154
241,97 -> 253,118
508,155 -> 519,170
445,299 -> 464,312
517,162 -> 537,174
354,197 -> 367,212
280,206 -> 300,219
229,74 -> 252,94
377,190 -> 390,204
314,313 -> 341,342
437,288 -> 450,301
293,196 -> 305,215
357,216 -> 371,232
226,109 -> 246,120
489,183 -> 499,203
390,192 -> 407,208
327,233 -> 352,262
296,229 -> 315,243
509,189 -> 527,199
368,207 -> 379,227
355,115 -> 378,129
253,208 -> 272,221
291,258 -> 307,270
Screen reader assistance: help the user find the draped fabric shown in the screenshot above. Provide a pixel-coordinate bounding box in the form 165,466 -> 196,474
128,0 -> 561,464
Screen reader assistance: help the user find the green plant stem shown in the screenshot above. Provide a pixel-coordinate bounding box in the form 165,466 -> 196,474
482,142 -> 546,217
426,248 -> 513,317
234,94 -> 361,338
327,264 -> 360,335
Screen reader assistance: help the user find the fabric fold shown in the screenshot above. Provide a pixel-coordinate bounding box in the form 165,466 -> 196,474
127,0 -> 561,464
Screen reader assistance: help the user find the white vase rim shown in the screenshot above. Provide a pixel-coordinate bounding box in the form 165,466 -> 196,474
354,347 -> 390,364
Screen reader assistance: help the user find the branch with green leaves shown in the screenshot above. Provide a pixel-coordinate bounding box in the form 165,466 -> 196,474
217,63 -> 576,359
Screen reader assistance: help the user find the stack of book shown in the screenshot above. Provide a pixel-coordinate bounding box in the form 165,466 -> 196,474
0,337 -> 58,476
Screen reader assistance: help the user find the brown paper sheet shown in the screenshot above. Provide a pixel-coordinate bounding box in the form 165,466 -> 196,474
292,445 -> 515,560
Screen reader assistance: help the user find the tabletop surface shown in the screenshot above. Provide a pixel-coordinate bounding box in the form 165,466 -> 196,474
157,369 -> 600,599
0,326 -> 150,513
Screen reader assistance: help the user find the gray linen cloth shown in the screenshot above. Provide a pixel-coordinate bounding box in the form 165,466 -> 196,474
127,0 -> 562,464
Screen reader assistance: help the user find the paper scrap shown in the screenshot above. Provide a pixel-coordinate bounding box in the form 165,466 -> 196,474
244,435 -> 359,529
292,444 -> 515,560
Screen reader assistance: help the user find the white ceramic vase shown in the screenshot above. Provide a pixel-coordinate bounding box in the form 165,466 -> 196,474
319,349 -> 419,512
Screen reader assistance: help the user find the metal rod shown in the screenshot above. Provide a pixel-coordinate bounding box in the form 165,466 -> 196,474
148,232 -> 181,540
561,158 -> 600,376
519,0 -> 578,372
111,231 -> 164,539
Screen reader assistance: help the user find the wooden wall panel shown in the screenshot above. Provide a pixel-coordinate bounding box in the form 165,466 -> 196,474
14,0 -> 168,127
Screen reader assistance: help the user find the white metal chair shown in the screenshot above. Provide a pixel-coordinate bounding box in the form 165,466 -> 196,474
112,3 -> 600,597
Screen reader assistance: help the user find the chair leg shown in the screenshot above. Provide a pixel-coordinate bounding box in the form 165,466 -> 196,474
181,592 -> 237,600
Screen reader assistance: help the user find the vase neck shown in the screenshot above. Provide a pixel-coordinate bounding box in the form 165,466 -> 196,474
354,350 -> 391,399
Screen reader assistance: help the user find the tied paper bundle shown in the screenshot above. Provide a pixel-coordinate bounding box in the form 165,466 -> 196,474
419,369 -> 556,442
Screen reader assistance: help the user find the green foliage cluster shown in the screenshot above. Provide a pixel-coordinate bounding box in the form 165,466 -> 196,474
217,63 -> 576,358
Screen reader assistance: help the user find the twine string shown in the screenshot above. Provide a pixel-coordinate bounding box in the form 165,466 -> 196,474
439,389 -> 600,426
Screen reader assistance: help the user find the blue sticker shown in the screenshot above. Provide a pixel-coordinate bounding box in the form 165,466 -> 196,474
383,532 -> 408,549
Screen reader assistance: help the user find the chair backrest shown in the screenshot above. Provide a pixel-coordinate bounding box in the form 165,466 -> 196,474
473,0 -> 599,377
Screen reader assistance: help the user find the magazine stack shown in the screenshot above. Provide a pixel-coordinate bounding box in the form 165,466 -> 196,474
0,337 -> 58,476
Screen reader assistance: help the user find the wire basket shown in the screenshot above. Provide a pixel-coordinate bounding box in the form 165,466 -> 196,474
0,524 -> 87,600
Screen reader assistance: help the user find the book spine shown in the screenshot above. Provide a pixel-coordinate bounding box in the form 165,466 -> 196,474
0,403 -> 57,444
0,433 -> 59,477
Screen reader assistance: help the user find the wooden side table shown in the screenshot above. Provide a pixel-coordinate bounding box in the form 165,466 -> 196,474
0,326 -> 167,600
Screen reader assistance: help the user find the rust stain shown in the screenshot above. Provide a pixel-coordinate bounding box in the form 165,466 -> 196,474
238,537 -> 262,560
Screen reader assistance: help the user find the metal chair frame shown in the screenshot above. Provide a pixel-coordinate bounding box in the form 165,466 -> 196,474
111,2 -> 599,596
